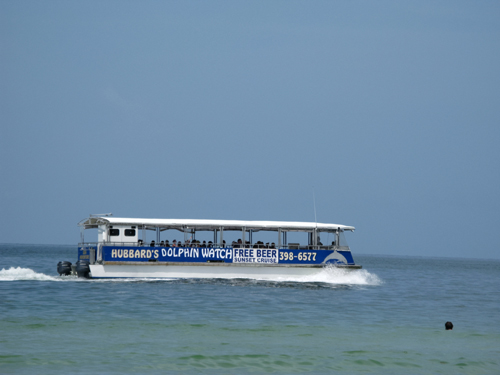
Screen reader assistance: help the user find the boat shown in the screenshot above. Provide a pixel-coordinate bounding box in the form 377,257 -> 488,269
74,214 -> 361,279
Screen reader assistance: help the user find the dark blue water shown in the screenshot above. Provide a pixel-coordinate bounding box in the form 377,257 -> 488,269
1,244 -> 499,374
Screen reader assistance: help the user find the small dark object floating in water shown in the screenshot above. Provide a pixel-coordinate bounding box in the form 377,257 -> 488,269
57,261 -> 72,276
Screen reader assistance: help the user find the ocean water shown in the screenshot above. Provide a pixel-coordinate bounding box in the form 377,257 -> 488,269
0,244 -> 499,374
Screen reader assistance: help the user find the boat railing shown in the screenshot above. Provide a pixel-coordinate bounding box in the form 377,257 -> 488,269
79,242 -> 100,248
79,242 -> 349,251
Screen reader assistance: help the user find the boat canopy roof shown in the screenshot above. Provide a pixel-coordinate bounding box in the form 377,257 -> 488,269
79,216 -> 355,232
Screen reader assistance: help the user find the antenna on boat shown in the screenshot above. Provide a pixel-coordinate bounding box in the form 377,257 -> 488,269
312,188 -> 317,225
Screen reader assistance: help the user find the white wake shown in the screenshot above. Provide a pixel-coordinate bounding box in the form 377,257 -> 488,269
0,266 -> 382,286
260,266 -> 382,285
0,267 -> 63,281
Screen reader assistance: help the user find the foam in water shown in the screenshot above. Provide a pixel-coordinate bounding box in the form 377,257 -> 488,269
0,267 -> 61,281
259,266 -> 383,285
0,266 -> 382,286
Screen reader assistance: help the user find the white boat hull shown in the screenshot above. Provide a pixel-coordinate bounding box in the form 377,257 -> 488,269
89,263 -> 356,279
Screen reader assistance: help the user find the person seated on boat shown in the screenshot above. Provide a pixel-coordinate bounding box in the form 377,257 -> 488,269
178,241 -> 184,247
165,240 -> 170,247
266,242 -> 270,249
222,240 -> 226,248
150,240 -> 155,247
331,241 -> 336,248
185,240 -> 191,248
172,240 -> 177,248
138,239 -> 144,246
202,240 -> 207,248
208,241 -> 213,248
270,242 -> 276,249
160,240 -> 165,246
232,240 -> 238,248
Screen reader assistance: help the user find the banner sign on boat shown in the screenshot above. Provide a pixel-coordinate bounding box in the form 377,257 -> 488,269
101,246 -> 355,265
103,246 -> 233,263
233,248 -> 278,264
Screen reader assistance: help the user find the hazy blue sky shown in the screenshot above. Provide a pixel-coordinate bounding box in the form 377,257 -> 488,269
1,1 -> 499,259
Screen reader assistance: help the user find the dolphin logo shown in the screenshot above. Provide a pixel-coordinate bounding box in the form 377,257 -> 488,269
323,250 -> 347,265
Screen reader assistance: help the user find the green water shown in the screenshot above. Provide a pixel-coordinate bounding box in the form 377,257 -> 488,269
0,245 -> 499,374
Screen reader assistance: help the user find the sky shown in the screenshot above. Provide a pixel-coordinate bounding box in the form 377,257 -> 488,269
1,1 -> 499,259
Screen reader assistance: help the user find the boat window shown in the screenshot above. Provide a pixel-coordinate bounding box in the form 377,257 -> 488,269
124,229 -> 136,237
338,231 -> 350,249
109,229 -> 120,236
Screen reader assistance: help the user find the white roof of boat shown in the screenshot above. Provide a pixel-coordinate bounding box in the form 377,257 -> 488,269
79,216 -> 355,232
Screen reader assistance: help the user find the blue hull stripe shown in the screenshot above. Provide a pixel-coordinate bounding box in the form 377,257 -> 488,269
86,246 -> 357,266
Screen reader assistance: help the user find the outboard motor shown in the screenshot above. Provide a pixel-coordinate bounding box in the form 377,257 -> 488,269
76,259 -> 91,278
57,261 -> 72,276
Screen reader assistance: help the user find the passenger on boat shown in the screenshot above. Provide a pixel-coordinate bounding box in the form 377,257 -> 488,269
202,240 -> 207,248
185,240 -> 191,247
172,240 -> 177,247
270,242 -> 276,249
150,240 -> 155,247
178,241 -> 183,247
160,240 -> 165,246
165,240 -> 170,247
222,240 -> 226,248
208,241 -> 213,248
138,240 -> 144,246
